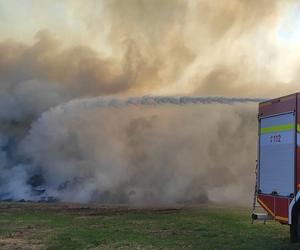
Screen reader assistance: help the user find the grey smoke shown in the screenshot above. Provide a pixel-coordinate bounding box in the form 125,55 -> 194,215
0,96 -> 259,206
0,0 -> 293,206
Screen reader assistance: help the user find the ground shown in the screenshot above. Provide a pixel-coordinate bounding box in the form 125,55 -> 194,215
0,203 -> 298,249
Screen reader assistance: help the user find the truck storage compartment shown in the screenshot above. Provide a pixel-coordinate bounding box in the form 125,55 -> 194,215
259,112 -> 295,196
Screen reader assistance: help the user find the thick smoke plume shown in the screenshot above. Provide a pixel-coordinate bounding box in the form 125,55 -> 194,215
2,0 -> 296,206
1,1 -> 300,99
0,96 -> 258,206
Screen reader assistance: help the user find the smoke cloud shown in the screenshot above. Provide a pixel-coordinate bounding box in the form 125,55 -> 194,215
1,0 -> 298,206
0,96 -> 258,205
1,1 -> 300,98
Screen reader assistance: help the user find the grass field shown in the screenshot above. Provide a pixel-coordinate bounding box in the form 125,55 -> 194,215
0,203 -> 298,249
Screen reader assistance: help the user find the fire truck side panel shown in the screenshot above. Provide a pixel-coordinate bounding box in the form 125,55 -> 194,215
275,196 -> 290,221
259,112 -> 295,196
288,94 -> 300,224
258,93 -> 297,224
297,94 -> 300,190
257,194 -> 290,223
259,94 -> 296,117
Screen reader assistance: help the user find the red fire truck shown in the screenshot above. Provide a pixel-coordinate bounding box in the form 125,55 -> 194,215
252,93 -> 300,242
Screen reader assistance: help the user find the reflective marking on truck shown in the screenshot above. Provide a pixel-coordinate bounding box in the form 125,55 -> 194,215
260,123 -> 294,134
296,124 -> 300,146
297,124 -> 300,133
276,216 -> 288,222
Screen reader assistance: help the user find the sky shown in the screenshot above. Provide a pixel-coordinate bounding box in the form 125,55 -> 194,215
1,0 -> 300,97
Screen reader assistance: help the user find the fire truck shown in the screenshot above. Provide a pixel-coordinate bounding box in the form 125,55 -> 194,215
252,93 -> 300,242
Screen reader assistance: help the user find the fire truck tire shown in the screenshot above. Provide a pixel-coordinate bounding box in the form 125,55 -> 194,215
290,209 -> 300,243
290,224 -> 297,242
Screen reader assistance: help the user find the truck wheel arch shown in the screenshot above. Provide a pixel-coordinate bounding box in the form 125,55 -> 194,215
289,192 -> 300,224
292,200 -> 300,223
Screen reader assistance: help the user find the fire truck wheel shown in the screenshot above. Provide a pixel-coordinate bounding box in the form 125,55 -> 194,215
291,210 -> 300,243
297,213 -> 300,241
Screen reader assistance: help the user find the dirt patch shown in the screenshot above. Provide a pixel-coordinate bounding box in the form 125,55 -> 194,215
0,226 -> 44,250
0,202 -> 185,216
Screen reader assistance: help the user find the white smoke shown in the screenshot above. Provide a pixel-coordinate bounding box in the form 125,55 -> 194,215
0,0 -> 292,207
0,96 -> 259,206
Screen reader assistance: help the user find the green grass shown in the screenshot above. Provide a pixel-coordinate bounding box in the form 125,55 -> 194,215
0,204 -> 298,249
